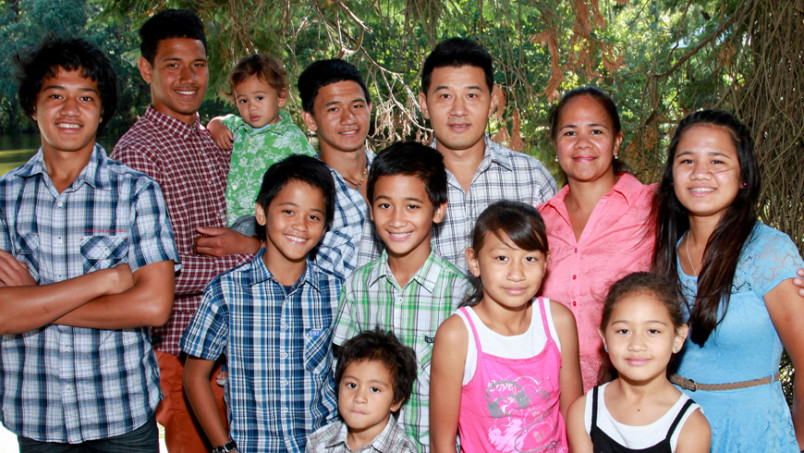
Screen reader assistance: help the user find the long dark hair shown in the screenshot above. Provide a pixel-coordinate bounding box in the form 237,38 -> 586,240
651,110 -> 759,346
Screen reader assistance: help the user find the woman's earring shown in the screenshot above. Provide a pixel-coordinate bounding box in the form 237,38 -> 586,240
555,156 -> 559,162
614,154 -> 619,160
604,346 -> 608,352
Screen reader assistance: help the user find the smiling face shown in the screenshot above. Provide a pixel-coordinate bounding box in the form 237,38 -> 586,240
302,80 -> 371,156
34,67 -> 101,159
466,231 -> 549,310
233,75 -> 286,129
672,124 -> 742,223
599,292 -> 687,385
554,95 -> 623,185
338,359 -> 402,444
419,65 -> 496,158
370,174 -> 446,265
256,179 -> 327,272
138,37 -> 208,125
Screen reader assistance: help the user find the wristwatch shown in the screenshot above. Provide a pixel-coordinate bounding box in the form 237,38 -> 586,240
211,440 -> 237,453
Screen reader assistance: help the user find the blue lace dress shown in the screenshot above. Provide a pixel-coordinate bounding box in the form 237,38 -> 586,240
675,222 -> 803,452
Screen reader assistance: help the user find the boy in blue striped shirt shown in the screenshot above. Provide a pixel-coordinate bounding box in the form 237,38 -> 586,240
182,155 -> 341,453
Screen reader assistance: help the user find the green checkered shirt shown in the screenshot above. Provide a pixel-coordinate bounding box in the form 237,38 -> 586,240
222,110 -> 317,226
333,249 -> 469,452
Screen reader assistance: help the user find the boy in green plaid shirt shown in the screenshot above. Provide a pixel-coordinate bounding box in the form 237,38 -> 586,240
333,142 -> 469,452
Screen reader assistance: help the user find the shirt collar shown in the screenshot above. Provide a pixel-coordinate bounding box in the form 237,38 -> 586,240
143,105 -> 204,140
430,134 -> 515,173
372,248 -> 440,293
540,172 -> 645,212
326,149 -> 376,185
17,143 -> 110,191
323,422 -> 350,449
248,247 -> 321,292
480,135 -> 515,171
323,416 -> 402,452
608,172 -> 644,207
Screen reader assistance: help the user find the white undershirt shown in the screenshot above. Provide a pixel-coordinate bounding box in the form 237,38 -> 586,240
457,299 -> 560,385
584,382 -> 701,451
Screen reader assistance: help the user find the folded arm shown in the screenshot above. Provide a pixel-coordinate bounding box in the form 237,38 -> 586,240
0,250 -> 133,334
54,260 -> 176,329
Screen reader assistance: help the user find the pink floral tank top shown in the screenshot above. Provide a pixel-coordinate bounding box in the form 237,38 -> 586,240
458,298 -> 567,452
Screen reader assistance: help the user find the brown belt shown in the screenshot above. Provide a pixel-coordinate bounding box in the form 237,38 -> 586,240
670,373 -> 781,391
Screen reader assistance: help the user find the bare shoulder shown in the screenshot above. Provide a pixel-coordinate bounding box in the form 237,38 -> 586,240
567,392 -> 587,423
548,300 -> 577,329
434,313 -> 468,347
675,406 -> 711,453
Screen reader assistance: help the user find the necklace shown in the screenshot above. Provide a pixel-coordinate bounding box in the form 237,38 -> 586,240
685,234 -> 699,276
343,166 -> 368,189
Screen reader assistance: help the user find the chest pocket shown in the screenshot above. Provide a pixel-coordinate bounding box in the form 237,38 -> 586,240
81,235 -> 129,273
14,232 -> 40,282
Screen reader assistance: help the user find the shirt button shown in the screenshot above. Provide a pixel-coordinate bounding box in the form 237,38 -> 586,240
572,301 -> 577,307
57,237 -> 63,244
281,323 -> 289,330
57,201 -> 64,208
572,274 -> 577,280
281,379 -> 289,387
280,352 -> 288,359
574,248 -> 578,253
281,407 -> 288,414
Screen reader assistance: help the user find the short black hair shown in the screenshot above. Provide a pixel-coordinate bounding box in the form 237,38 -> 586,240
297,59 -> 370,113
366,142 -> 448,208
139,9 -> 207,64
15,36 -> 118,135
335,328 -> 417,409
421,37 -> 494,94
255,155 -> 336,240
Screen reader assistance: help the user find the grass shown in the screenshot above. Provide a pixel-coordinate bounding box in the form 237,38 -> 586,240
0,148 -> 36,176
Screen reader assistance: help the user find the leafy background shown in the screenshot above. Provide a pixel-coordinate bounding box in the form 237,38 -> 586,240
0,0 -> 801,399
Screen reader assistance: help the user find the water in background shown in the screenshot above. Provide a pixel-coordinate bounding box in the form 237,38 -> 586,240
0,134 -> 39,175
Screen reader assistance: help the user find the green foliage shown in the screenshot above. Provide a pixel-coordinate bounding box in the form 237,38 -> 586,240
0,0 -> 150,146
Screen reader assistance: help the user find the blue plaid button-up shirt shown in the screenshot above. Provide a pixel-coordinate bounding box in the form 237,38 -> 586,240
181,250 -> 341,453
313,151 -> 375,282
0,145 -> 179,443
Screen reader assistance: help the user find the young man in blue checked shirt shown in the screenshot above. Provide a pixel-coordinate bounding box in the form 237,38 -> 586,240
182,155 -> 341,453
0,37 -> 179,452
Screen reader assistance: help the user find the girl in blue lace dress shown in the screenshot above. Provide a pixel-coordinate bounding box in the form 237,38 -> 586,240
652,110 -> 804,452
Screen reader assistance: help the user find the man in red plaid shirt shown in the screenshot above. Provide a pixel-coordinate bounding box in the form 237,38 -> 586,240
112,9 -> 259,453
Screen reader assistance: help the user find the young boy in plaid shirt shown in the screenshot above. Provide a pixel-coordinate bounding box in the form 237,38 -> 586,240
333,142 -> 469,451
182,156 -> 341,453
306,329 -> 417,452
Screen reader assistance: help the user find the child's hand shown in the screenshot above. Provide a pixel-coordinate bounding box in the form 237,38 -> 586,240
207,117 -> 233,150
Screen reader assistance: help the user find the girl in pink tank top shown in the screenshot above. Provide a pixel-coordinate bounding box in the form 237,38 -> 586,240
430,201 -> 583,452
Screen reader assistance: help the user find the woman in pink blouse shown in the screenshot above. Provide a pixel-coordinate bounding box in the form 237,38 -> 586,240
537,87 -> 656,391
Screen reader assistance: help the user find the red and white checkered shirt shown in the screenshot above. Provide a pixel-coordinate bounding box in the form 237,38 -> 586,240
113,105 -> 251,355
